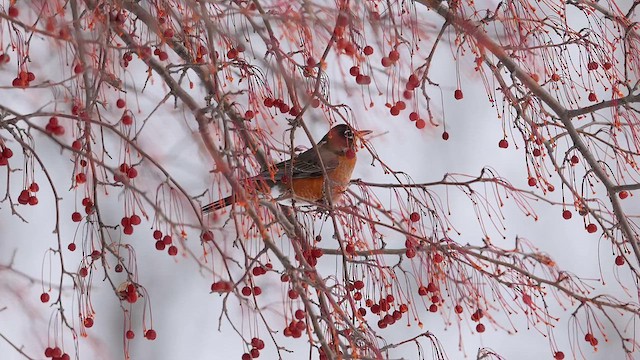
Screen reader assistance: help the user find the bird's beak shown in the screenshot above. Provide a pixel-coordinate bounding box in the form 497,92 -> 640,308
355,129 -> 372,138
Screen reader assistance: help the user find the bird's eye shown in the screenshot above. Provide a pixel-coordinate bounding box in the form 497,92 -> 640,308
344,129 -> 354,139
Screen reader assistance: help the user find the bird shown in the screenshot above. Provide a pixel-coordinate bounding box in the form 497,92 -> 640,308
202,124 -> 371,213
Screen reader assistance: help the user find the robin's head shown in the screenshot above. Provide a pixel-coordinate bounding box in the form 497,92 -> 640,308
321,124 -> 371,153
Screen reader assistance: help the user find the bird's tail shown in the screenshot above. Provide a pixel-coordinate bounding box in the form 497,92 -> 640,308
202,195 -> 234,214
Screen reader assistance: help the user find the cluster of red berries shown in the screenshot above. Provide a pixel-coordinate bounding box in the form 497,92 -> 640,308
152,229 -> 178,255
226,44 -> 245,60
45,116 -> 65,136
348,65 -> 372,85
295,247 -> 323,266
241,284 -> 262,297
114,162 -> 138,182
18,182 -> 40,206
70,197 -> 94,224
356,293 -> 407,329
584,332 -> 598,347
12,70 -> 35,88
0,146 -> 13,166
241,337 -> 265,360
210,280 -> 233,293
153,47 -> 169,61
121,214 -> 142,235
251,262 -> 272,277
263,97 -> 302,116
44,346 -> 71,360
381,49 -> 400,67
283,318 -> 306,338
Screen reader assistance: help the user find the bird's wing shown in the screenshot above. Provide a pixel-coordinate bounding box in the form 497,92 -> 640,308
260,147 -> 339,181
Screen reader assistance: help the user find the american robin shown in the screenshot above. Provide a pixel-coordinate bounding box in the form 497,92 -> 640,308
202,124 -> 371,213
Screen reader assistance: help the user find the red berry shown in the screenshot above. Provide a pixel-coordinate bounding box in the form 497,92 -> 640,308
588,92 -> 597,102
388,50 -> 399,62
551,73 -> 561,81
18,189 -> 30,204
28,195 -> 39,205
121,114 -> 133,125
168,245 -> 178,256
40,292 -> 50,303
363,45 -> 374,55
415,119 -> 426,129
454,89 -> 463,100
570,155 -> 579,164
201,231 -> 214,242
619,191 -> 629,199
615,255 -> 624,266
442,131 -> 449,140
155,240 -> 165,250
554,351 -> 565,360
241,286 -> 252,296
145,329 -> 157,340
475,323 -> 485,333
29,182 -> 39,193
409,212 -> 420,222
79,268 -> 88,277
3,147 -> 13,158
527,177 -> 537,187
498,139 -> 509,148
162,235 -> 172,245
251,337 -> 265,350
586,223 -> 597,233
349,66 -> 359,76
116,99 -> 126,108
67,243 -> 76,251
562,210 -> 572,220
381,57 -> 392,67
83,317 -> 94,328
8,6 -> 19,17
126,330 -> 135,339
123,225 -> 134,235
454,304 -> 463,314
130,214 -> 141,225
127,167 -> 138,179
153,230 -> 163,240
75,173 -> 87,184
587,61 -> 598,70
51,347 -> 62,357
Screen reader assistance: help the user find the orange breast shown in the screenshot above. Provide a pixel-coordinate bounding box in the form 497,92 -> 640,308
289,154 -> 357,203
290,177 -> 325,202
